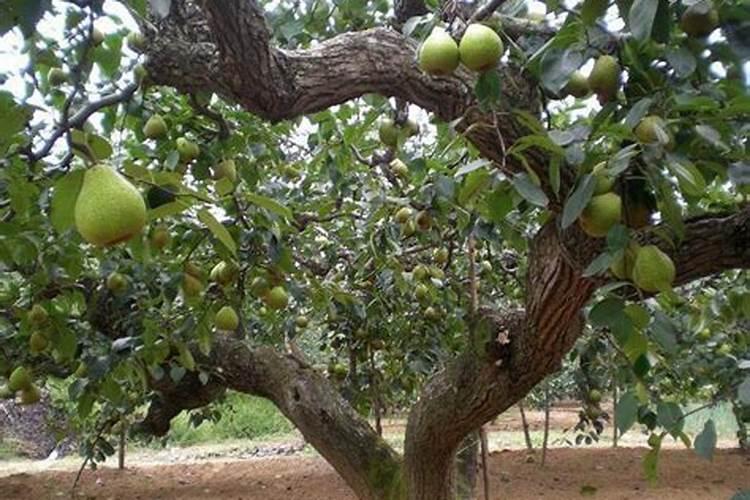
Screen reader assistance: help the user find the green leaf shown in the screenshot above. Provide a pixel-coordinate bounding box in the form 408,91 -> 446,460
657,401 -> 684,434
581,0 -> 608,25
583,252 -> 613,277
540,48 -> 584,93
666,155 -> 706,197
694,419 -> 717,461
629,0 -> 659,41
0,91 -> 32,152
665,47 -> 696,78
454,159 -> 490,178
197,209 -> 238,258
475,69 -> 501,110
458,169 -> 490,207
651,311 -> 678,354
50,169 -> 84,233
561,174 -> 595,229
589,298 -> 626,327
246,192 -> 293,220
511,173 -> 548,207
616,392 -> 639,435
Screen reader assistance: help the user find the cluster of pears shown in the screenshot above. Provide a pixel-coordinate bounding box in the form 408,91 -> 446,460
610,241 -> 676,293
578,164 -> 621,238
418,23 -> 503,76
4,366 -> 41,405
378,118 -> 419,149
27,304 -> 50,355
249,275 -> 290,311
562,55 -> 621,102
74,164 -> 147,247
394,206 -> 432,237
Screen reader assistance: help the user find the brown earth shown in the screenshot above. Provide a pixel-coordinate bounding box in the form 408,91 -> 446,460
1,447 -> 748,500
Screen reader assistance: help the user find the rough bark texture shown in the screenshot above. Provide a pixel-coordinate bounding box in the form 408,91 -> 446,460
138,2 -> 750,499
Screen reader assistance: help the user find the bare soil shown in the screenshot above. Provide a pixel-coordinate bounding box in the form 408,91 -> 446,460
1,447 -> 748,500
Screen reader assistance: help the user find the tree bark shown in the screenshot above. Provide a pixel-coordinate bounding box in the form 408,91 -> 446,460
519,400 -> 533,451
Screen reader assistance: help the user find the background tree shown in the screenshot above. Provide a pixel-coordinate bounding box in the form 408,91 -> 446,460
0,0 -> 749,499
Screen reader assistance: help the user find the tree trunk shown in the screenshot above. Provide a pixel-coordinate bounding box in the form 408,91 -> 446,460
455,432 -> 479,499
118,424 -> 126,470
612,384 -> 619,448
479,426 -> 491,500
519,400 -> 534,451
541,384 -> 550,467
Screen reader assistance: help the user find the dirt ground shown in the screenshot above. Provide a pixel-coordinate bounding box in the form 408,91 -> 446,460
0,447 -> 748,500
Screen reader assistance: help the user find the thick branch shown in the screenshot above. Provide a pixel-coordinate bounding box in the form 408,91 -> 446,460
142,338 -> 402,500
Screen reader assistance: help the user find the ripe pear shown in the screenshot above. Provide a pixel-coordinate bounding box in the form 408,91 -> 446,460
106,272 -> 128,295
176,137 -> 200,162
635,115 -> 673,149
19,384 -> 41,405
181,273 -> 204,299
419,27 -> 460,76
680,3 -> 719,38
631,245 -> 675,293
28,304 -> 48,326
215,306 -> 240,331
564,71 -> 589,98
578,192 -> 622,238
459,23 -> 504,72
74,165 -> 147,246
143,114 -> 168,139
126,32 -> 146,53
394,206 -> 412,224
588,55 -> 620,102
8,366 -> 32,391
48,67 -> 67,86
610,242 -> 640,280
263,286 -> 289,310
213,159 -> 237,183
29,332 -> 48,354
150,225 -> 171,250
295,315 -> 310,328
379,119 -> 399,148
390,159 -> 409,178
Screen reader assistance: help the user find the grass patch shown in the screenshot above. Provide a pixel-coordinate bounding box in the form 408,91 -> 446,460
164,392 -> 294,447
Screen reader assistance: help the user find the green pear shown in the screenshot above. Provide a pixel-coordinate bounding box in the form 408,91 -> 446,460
184,261 -> 203,279
390,159 -> 409,178
589,389 -> 602,404
28,304 -> 48,326
564,71 -> 589,98
592,163 -> 615,195
215,306 -> 239,331
480,260 -> 493,274
401,219 -> 416,237
680,3 -> 719,38
176,137 -> 200,162
434,247 -> 449,264
394,206 -> 412,224
263,286 -> 289,310
378,119 -> 399,148
210,261 -> 238,286
424,306 -> 440,321
150,225 -> 171,250
74,165 -> 147,247
106,272 -> 128,295
413,264 -> 429,281
295,315 -> 310,328
29,332 -> 48,354
578,192 -> 622,238
635,115 -> 673,149
419,27 -> 460,76
213,159 -> 237,183
429,266 -> 445,280
8,366 -> 32,392
588,55 -> 620,102
459,23 -> 504,72
126,32 -> 146,53
609,242 -> 640,280
181,273 -> 204,298
632,245 -> 675,293
48,67 -> 67,86
143,114 -> 168,139
19,384 -> 41,405
249,276 -> 270,297
415,283 -> 430,301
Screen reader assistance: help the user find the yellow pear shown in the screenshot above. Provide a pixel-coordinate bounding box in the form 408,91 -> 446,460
74,165 -> 147,246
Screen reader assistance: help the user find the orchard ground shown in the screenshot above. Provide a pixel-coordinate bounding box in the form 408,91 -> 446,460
1,401 -> 748,499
